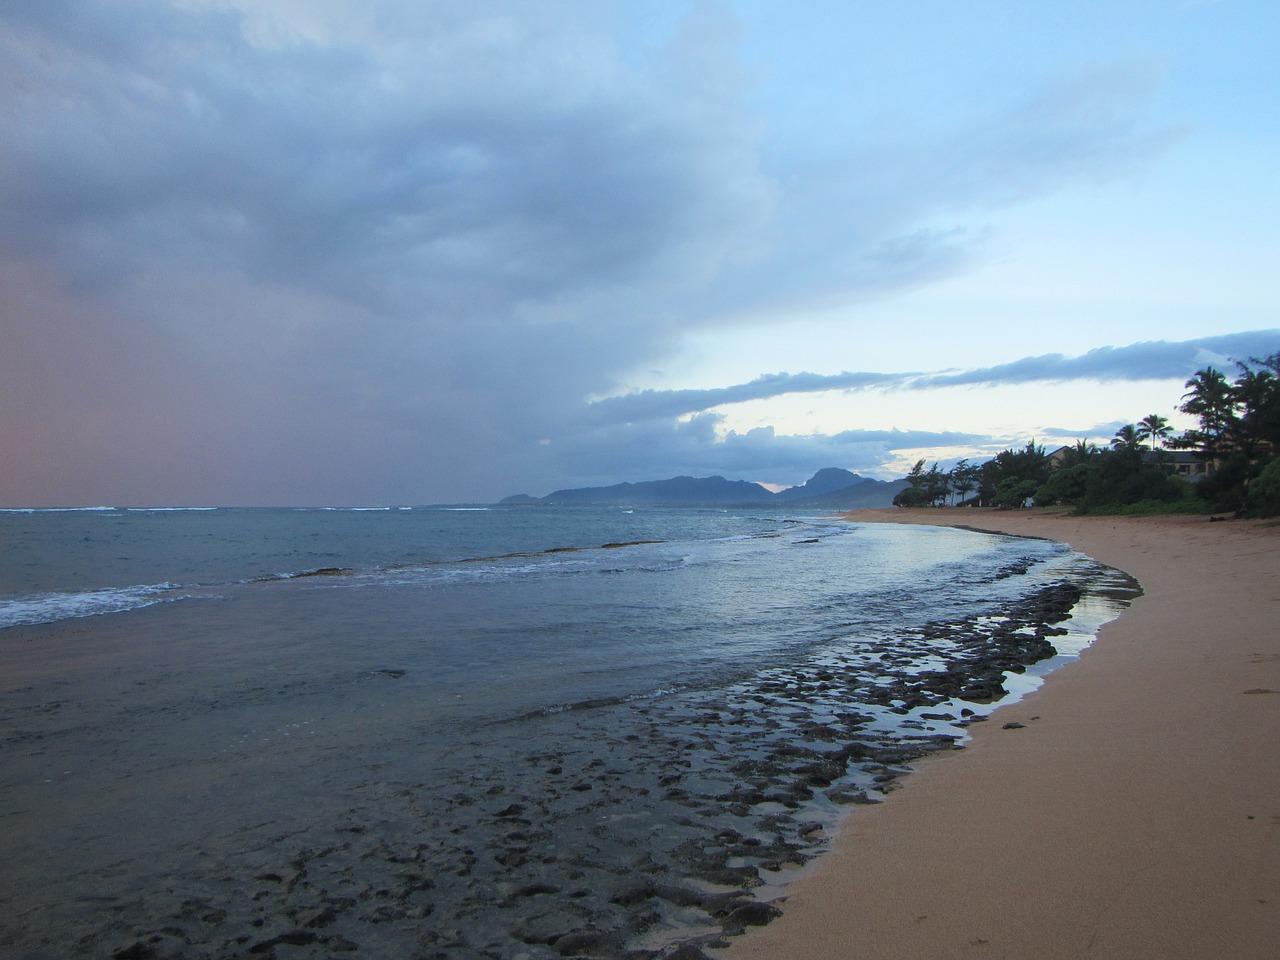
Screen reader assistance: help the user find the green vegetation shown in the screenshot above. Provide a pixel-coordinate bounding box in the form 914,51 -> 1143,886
1252,458 -> 1280,516
1169,353 -> 1280,516
894,442 -> 1050,510
893,352 -> 1280,518
1066,497 -> 1210,518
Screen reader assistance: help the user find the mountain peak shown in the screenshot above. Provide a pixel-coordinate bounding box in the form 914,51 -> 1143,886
502,469 -> 905,508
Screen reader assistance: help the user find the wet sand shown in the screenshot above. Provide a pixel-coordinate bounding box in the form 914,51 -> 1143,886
725,508 -> 1280,960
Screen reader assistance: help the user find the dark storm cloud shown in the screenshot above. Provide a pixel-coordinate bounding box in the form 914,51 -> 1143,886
1,1 -> 774,502
0,1 -> 760,312
0,2 -> 1226,503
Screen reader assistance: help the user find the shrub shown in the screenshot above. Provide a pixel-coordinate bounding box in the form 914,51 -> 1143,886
1248,458 -> 1280,517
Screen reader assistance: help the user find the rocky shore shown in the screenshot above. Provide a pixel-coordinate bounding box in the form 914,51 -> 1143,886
725,509 -> 1280,960
63,568 -> 1134,960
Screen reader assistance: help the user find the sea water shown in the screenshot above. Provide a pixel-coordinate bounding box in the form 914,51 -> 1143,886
0,506 -> 1134,959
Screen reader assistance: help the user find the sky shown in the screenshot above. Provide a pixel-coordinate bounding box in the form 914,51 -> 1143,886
2,0 -> 1278,506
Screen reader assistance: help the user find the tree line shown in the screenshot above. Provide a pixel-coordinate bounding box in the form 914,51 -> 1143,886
893,352 -> 1280,517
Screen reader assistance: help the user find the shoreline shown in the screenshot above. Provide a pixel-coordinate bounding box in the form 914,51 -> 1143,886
724,507 -> 1280,960
0,520 -> 1117,959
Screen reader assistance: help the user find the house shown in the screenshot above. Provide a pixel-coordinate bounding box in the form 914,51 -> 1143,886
1045,444 -> 1213,481
1167,450 -> 1214,480
1047,446 -> 1073,469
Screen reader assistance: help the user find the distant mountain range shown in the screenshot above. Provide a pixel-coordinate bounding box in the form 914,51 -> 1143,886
500,468 -> 908,508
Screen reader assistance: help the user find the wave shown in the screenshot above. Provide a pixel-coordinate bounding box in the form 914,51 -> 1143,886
124,507 -> 219,512
252,567 -> 353,583
314,506 -> 395,512
1,506 -> 219,514
0,506 -> 118,513
0,583 -> 187,629
0,513 -> 836,629
289,538 -> 689,591
515,684 -> 687,721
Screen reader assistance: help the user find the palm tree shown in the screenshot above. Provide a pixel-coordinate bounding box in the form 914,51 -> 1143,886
1136,413 -> 1172,451
1180,368 -> 1237,457
1231,361 -> 1280,457
1111,424 -> 1142,451
1060,439 -> 1098,467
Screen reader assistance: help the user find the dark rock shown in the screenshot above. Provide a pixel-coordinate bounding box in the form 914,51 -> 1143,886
610,883 -> 655,906
511,913 -> 579,946
825,785 -> 879,805
110,931 -> 191,960
250,930 -> 319,953
176,899 -> 227,926
703,864 -> 761,887
516,883 -> 561,897
796,758 -> 846,786
112,942 -> 157,960
720,901 -> 782,935
959,679 -> 1006,702
625,905 -> 662,934
665,944 -> 715,960
295,905 -> 339,928
652,883 -> 706,908
552,929 -> 608,956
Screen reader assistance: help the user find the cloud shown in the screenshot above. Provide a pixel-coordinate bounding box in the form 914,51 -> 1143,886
587,370 -> 910,424
909,331 -> 1280,390
591,331 -> 1280,425
0,2 -> 1232,504
698,61 -> 1182,322
1040,422 -> 1129,441
2,2 -> 770,314
535,413 -> 986,492
2,1 -> 774,502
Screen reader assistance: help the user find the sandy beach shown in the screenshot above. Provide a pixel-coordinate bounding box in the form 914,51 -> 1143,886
724,508 -> 1280,960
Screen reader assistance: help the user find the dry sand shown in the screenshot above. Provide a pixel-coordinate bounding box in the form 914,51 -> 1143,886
724,508 -> 1280,960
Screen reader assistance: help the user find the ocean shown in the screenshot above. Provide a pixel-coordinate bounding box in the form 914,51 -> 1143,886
0,506 -> 1136,959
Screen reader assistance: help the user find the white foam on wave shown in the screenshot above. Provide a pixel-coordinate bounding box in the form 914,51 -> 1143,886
0,506 -> 118,513
322,554 -> 598,591
125,507 -> 218,512
0,583 -> 183,629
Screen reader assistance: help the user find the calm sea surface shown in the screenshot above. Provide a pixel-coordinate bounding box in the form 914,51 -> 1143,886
0,506 -> 1134,959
